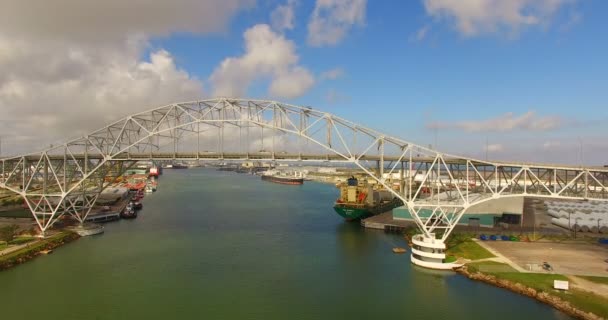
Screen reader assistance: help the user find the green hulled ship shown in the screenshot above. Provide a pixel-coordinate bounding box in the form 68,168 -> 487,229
333,177 -> 403,220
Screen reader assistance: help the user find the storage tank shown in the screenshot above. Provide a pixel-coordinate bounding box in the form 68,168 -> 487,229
547,209 -> 560,218
551,217 -> 570,230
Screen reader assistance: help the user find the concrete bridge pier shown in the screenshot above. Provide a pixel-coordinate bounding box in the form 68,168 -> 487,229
410,234 -> 463,270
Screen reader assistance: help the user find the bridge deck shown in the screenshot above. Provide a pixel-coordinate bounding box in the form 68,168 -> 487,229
9,152 -> 608,172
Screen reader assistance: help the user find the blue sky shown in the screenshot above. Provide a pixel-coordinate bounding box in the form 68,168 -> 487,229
141,0 -> 608,164
0,0 -> 606,163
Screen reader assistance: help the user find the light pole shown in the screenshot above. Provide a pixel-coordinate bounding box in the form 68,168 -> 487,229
485,137 -> 489,161
568,212 -> 572,238
577,137 -> 584,166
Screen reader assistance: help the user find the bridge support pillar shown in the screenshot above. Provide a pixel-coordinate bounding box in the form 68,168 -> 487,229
410,234 -> 463,270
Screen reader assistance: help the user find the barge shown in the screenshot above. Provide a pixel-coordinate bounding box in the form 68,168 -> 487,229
261,170 -> 304,185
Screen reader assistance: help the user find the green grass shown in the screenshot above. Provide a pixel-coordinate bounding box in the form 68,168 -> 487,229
445,234 -> 494,261
444,256 -> 457,263
466,263 -> 608,318
403,227 -> 418,239
10,236 -> 35,245
0,232 -> 74,264
0,209 -> 32,218
497,272 -> 608,318
555,289 -> 608,318
467,261 -> 518,274
495,273 -> 568,290
578,275 -> 608,285
0,237 -> 34,252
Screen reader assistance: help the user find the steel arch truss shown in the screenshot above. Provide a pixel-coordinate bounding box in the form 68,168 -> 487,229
1,98 -> 608,239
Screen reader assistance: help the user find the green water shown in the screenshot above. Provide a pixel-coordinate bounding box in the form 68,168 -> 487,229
0,169 -> 570,319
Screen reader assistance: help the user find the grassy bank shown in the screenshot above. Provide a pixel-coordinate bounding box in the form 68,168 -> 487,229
0,232 -> 80,271
0,208 -> 32,218
445,234 -> 494,262
0,236 -> 36,251
462,260 -> 608,319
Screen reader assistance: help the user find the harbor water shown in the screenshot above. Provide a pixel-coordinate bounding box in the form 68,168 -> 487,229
0,169 -> 571,319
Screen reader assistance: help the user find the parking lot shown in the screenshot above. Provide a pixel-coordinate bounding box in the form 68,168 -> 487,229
482,240 -> 608,276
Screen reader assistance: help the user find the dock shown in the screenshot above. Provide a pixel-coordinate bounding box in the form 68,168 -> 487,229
86,198 -> 130,223
361,211 -> 414,232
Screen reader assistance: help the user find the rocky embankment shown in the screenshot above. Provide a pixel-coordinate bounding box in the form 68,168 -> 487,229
455,265 -> 603,320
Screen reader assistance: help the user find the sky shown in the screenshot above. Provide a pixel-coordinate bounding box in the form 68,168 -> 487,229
0,0 -> 607,164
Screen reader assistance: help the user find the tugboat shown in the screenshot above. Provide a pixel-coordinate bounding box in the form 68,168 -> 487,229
121,204 -> 137,219
135,189 -> 144,200
333,177 -> 403,220
171,162 -> 188,169
130,200 -> 143,210
261,170 -> 304,185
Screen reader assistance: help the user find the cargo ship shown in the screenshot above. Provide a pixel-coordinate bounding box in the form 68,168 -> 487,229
261,170 -> 304,185
333,177 -> 403,220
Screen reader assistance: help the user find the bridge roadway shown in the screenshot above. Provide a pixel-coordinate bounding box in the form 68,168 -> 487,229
20,152 -> 608,172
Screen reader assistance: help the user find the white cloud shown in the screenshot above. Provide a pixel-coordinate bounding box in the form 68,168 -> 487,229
423,0 -> 575,37
269,67 -> 315,98
411,25 -> 430,42
307,0 -> 367,46
0,0 -> 254,42
427,111 -> 563,132
209,24 -> 315,99
485,143 -> 504,152
271,0 -> 298,31
0,0 -> 253,155
542,141 -> 561,150
0,40 -> 204,155
320,67 -> 344,80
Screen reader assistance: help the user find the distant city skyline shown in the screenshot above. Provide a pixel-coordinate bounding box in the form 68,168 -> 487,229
0,0 -> 606,164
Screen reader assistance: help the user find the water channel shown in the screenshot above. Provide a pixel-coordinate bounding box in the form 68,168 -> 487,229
0,169 -> 570,319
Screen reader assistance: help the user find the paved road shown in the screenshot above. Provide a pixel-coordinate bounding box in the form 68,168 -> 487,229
0,241 -> 36,257
472,238 -> 528,272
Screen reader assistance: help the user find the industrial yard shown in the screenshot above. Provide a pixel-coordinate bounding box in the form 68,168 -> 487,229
479,240 -> 608,276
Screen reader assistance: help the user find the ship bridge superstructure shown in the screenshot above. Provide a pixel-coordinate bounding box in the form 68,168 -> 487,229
2,98 -> 607,269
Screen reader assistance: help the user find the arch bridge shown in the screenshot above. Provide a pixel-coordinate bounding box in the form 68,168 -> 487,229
1,98 -> 607,269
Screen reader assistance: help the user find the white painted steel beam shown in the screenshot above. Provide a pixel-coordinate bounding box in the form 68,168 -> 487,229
0,98 -> 606,254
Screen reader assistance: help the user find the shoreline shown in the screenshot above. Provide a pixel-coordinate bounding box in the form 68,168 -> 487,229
0,232 -> 80,272
454,265 -> 603,320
